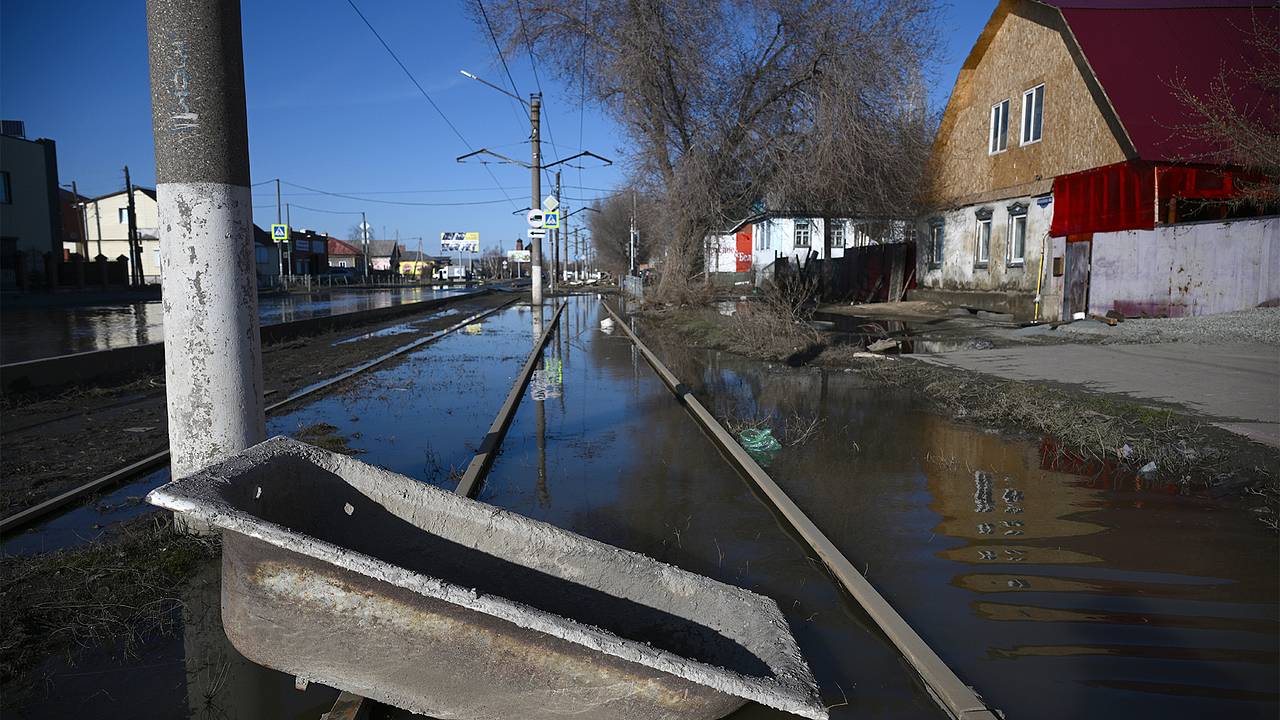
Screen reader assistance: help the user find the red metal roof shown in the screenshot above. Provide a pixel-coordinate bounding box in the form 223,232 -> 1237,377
327,237 -> 361,255
1050,3 -> 1277,162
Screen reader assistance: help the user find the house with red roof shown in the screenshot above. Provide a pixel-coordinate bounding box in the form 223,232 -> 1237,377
915,0 -> 1278,321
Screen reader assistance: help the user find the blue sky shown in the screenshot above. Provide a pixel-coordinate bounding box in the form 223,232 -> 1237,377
1,1 -> 993,256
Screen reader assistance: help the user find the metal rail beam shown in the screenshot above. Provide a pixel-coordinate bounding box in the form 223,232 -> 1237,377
0,298 -> 520,536
598,299 -> 998,720
454,301 -> 567,498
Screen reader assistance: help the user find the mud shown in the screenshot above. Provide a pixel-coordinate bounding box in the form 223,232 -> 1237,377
0,292 -> 515,518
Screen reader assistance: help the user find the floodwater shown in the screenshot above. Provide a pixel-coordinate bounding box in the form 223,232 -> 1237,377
6,294 -> 1276,719
0,286 -> 473,363
810,310 -> 995,354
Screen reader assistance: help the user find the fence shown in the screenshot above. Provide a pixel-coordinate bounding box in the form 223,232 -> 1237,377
775,243 -> 916,303
621,274 -> 644,302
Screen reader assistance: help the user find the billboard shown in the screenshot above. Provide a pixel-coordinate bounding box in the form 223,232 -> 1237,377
441,231 -> 480,252
507,249 -> 531,263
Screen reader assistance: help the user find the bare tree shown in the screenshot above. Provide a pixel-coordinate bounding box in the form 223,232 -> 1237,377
1167,11 -> 1280,207
476,0 -> 942,299
586,188 -> 660,275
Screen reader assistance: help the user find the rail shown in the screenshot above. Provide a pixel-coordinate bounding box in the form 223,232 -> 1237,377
0,296 -> 521,536
454,300 -> 567,498
599,298 -> 998,720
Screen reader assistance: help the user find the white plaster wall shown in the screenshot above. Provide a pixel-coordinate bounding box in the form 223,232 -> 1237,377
750,218 -> 842,270
85,190 -> 159,244
1089,217 -> 1280,317
705,233 -> 737,273
919,196 -> 1052,291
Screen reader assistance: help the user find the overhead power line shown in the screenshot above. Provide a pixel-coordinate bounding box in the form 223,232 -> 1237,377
344,0 -> 519,210
280,180 -> 514,207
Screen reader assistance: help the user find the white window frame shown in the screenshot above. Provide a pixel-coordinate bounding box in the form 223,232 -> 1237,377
118,207 -> 129,224
989,99 -> 1009,154
928,223 -> 944,267
1007,211 -> 1028,266
793,219 -> 811,248
831,221 -> 845,248
976,218 -> 992,265
1020,84 -> 1044,146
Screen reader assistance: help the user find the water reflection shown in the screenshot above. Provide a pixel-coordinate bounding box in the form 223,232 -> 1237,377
666,342 -> 1278,720
0,287 -> 473,363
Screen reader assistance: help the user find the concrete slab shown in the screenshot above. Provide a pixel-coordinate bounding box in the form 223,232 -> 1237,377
147,437 -> 827,720
916,342 -> 1280,448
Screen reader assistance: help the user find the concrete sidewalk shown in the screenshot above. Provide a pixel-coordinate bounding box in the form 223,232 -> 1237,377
916,343 -> 1280,448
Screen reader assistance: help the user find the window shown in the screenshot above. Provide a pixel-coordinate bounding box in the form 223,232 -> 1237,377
793,219 -> 810,248
928,221 -> 944,267
989,99 -> 1009,154
1021,84 -> 1044,145
118,207 -> 129,224
831,221 -> 845,247
975,217 -> 992,265
0,171 -> 10,204
1008,205 -> 1027,265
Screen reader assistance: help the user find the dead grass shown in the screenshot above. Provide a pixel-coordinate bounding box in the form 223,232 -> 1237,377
292,422 -> 362,455
1,514 -> 220,699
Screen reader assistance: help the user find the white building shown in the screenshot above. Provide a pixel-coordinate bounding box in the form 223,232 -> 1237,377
77,187 -> 161,283
708,214 -> 914,276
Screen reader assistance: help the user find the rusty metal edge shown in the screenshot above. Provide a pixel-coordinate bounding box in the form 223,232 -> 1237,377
0,297 -> 522,537
598,299 -> 999,720
454,300 -> 568,499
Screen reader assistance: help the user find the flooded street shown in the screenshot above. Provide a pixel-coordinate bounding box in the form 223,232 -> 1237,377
0,286 -> 473,363
5,295 -> 1276,719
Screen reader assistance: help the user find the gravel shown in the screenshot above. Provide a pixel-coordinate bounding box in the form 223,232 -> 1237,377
1059,306 -> 1280,345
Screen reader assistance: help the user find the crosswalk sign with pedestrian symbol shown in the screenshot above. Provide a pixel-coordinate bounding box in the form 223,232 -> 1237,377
543,211 -> 560,229
271,224 -> 289,241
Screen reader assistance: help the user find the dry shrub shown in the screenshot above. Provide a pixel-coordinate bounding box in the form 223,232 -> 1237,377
723,275 -> 822,359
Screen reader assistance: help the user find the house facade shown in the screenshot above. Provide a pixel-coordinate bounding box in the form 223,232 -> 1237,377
81,187 -> 161,283
916,0 -> 1278,321
327,237 -> 365,272
0,122 -> 64,287
709,215 -> 914,277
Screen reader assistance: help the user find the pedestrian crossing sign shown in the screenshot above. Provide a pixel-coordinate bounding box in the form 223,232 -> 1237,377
543,211 -> 560,229
272,223 -> 289,241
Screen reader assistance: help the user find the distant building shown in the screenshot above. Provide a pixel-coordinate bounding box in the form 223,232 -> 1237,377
710,214 -> 913,274
282,227 -> 328,276
398,248 -> 440,278
917,0 -> 1278,320
0,120 -> 64,287
81,186 -> 160,283
327,237 -> 365,273
367,240 -> 401,272
251,225 -> 282,287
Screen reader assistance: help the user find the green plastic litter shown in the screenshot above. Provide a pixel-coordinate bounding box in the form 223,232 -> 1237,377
738,428 -> 782,466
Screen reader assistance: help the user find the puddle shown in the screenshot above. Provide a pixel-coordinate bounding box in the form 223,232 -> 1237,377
0,287 -> 476,363
330,308 -> 462,346
812,311 -> 992,354
1,467 -> 172,557
665,337 -> 1279,719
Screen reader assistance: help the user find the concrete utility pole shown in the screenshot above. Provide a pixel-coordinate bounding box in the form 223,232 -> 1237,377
124,165 -> 142,285
70,180 -> 88,257
92,197 -> 103,258
629,191 -> 637,275
146,0 -> 265,479
550,170 -> 560,292
361,210 -> 369,284
530,93 -> 543,305
276,178 -> 286,278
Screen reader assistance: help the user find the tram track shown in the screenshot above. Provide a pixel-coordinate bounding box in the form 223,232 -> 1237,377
0,296 -> 521,537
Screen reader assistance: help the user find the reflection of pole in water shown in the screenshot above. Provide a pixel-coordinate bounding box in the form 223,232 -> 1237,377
532,302 -> 549,508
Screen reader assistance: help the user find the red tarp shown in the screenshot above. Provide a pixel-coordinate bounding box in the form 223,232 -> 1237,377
1050,160 -> 1260,237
